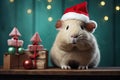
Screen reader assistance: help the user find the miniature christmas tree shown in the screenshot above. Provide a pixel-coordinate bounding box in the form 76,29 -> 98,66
28,32 -> 44,68
7,27 -> 24,55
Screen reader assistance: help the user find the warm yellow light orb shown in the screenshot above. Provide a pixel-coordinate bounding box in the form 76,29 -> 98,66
48,17 -> 53,22
27,9 -> 32,14
100,1 -> 105,6
48,0 -> 52,3
104,16 -> 109,21
9,0 -> 14,3
47,5 -> 52,10
115,6 -> 120,11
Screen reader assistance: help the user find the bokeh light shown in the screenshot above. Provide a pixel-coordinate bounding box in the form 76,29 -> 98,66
104,16 -> 109,21
100,1 -> 106,6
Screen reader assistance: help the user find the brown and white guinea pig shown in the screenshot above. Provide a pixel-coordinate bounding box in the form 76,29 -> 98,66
50,19 -> 100,69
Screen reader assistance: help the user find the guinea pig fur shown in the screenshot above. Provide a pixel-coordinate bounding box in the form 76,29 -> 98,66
50,19 -> 100,69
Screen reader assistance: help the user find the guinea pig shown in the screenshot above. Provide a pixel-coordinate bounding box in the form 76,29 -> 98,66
50,19 -> 100,69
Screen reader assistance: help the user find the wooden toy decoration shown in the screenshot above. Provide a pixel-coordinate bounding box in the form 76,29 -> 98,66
28,32 -> 44,68
3,27 -> 29,69
25,32 -> 48,69
28,32 -> 43,52
7,27 -> 24,54
3,29 -> 48,69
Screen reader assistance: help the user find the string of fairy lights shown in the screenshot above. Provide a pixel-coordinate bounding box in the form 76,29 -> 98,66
100,1 -> 120,21
9,0 -> 120,22
47,0 -> 53,22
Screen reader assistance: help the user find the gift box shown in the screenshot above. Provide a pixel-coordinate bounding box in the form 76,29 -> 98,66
35,59 -> 47,69
28,45 -> 43,51
3,50 -> 48,69
8,39 -> 23,47
3,52 -> 30,69
37,50 -> 48,69
30,50 -> 48,69
3,54 -> 19,69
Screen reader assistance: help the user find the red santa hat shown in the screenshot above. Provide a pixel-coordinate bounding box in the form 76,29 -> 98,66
61,1 -> 97,27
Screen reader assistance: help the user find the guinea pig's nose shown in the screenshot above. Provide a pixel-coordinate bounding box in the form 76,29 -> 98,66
71,35 -> 79,38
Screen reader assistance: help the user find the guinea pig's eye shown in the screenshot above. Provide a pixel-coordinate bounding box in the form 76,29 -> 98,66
80,25 -> 85,30
66,25 -> 69,30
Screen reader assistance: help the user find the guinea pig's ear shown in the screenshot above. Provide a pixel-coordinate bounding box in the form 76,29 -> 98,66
55,20 -> 63,30
85,20 -> 97,33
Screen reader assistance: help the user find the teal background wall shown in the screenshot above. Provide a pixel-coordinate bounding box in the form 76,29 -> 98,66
0,0 -> 120,67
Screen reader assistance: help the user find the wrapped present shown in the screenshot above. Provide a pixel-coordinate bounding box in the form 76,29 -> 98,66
3,52 -> 30,69
3,51 -> 48,69
37,50 -> 48,69
28,45 -> 43,51
26,32 -> 48,69
35,59 -> 47,69
3,54 -> 19,69
7,39 -> 23,47
37,50 -> 48,59
30,50 -> 48,69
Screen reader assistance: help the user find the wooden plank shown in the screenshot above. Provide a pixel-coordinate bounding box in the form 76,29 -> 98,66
0,67 -> 120,76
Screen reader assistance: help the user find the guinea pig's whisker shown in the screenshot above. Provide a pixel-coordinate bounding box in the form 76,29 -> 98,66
78,34 -> 88,40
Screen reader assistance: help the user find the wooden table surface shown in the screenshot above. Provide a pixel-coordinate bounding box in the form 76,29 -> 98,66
1,67 -> 120,76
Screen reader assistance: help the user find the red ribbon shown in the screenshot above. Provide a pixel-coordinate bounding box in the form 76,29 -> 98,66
34,45 -> 37,68
15,29 -> 18,54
